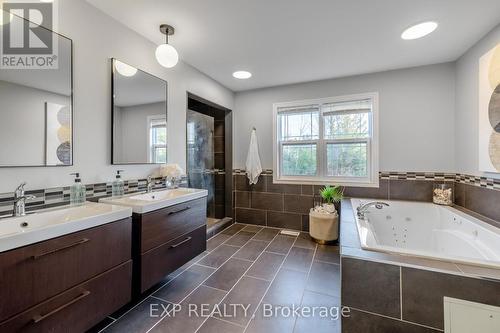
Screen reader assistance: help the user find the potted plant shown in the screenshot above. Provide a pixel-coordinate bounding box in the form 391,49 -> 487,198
309,185 -> 343,244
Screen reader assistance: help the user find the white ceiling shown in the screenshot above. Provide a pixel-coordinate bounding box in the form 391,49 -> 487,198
87,0 -> 500,92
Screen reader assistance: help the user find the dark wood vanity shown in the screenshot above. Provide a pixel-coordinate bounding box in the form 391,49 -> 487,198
132,197 -> 207,296
0,218 -> 132,332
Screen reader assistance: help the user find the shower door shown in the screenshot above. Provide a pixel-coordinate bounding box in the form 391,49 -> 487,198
186,110 -> 216,218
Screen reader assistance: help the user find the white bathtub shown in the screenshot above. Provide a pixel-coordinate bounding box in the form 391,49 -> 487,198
350,199 -> 500,268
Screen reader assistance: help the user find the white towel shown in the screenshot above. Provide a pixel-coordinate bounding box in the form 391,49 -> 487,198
245,129 -> 262,185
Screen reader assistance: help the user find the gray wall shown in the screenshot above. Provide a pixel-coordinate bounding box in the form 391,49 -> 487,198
0,0 -> 234,193
455,24 -> 500,179
233,63 -> 456,172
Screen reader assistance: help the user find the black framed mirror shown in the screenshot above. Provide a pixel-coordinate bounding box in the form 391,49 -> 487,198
111,58 -> 168,165
0,14 -> 73,167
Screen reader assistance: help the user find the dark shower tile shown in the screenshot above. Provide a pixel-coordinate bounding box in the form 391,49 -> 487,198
198,245 -> 240,268
389,180 -> 433,202
453,182 -> 465,207
343,179 -> 389,199
266,235 -> 296,254
221,223 -> 246,236
306,261 -> 341,297
235,208 -> 266,226
233,240 -> 269,261
341,257 -> 400,318
402,267 -> 500,329
284,194 -> 314,214
214,136 -> 225,153
234,191 -> 250,208
251,192 -> 283,211
266,211 -> 302,230
464,184 -> 500,222
266,177 -> 301,194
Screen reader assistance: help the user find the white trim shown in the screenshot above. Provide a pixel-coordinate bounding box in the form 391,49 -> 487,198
273,92 -> 379,187
147,114 -> 167,163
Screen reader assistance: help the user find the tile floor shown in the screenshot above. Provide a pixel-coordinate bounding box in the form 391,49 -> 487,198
89,223 -> 341,333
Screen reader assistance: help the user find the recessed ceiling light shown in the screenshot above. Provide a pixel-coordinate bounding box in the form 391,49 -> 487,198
233,71 -> 252,79
401,21 -> 438,40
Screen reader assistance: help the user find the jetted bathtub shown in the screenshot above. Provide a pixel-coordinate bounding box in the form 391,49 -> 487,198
350,199 -> 500,268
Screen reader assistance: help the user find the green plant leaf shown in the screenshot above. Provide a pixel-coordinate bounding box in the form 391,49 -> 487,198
319,185 -> 344,204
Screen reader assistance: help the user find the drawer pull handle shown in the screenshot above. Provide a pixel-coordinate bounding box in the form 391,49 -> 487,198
32,290 -> 91,324
167,206 -> 191,216
31,238 -> 90,260
170,236 -> 192,248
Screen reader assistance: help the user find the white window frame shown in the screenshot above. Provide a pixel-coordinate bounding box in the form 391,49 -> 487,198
147,115 -> 167,163
272,92 -> 379,187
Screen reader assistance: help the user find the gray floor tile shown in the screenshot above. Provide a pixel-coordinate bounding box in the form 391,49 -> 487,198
224,231 -> 256,247
266,235 -> 296,254
150,285 -> 227,333
153,264 -> 215,303
203,258 -> 252,291
306,261 -> 340,297
246,252 -> 285,281
263,268 -> 308,305
197,317 -> 244,333
252,228 -> 280,242
232,240 -> 269,261
103,297 -> 172,333
314,245 -> 340,264
207,233 -> 232,251
282,247 -> 314,272
221,224 -> 246,236
198,245 -> 240,268
293,232 -> 317,250
245,305 -> 296,333
293,291 -> 341,333
242,225 -> 264,233
213,276 -> 270,326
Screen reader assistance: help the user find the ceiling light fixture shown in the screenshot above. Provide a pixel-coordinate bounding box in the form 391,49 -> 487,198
233,71 -> 252,79
114,60 -> 137,77
156,24 -> 179,68
401,21 -> 438,40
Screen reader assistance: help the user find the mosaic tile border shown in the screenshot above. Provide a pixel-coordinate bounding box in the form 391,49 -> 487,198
233,170 -> 500,190
0,176 -> 187,217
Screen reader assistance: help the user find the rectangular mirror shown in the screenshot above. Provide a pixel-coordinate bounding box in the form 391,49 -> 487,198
112,58 -> 167,164
0,17 -> 73,167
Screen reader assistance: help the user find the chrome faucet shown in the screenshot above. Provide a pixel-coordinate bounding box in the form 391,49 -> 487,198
146,176 -> 154,193
356,201 -> 389,219
13,182 -> 36,217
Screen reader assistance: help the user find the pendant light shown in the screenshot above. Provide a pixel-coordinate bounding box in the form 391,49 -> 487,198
155,24 -> 179,68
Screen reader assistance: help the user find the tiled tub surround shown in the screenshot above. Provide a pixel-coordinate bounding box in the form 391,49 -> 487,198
233,170 -> 500,231
340,200 -> 500,332
0,177 -> 187,217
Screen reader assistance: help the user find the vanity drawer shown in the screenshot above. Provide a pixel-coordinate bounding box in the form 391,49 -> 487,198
140,225 -> 206,293
139,197 -> 206,253
0,218 -> 131,322
0,260 -> 132,333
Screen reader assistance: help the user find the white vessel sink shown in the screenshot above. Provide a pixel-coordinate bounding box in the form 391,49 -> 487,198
99,188 -> 208,214
0,202 -> 132,253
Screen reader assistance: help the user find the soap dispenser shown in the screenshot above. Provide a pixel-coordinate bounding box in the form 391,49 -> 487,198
70,173 -> 86,206
112,170 -> 125,197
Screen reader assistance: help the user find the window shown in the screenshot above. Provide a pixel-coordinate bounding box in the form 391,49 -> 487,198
148,115 -> 167,163
273,93 -> 378,187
